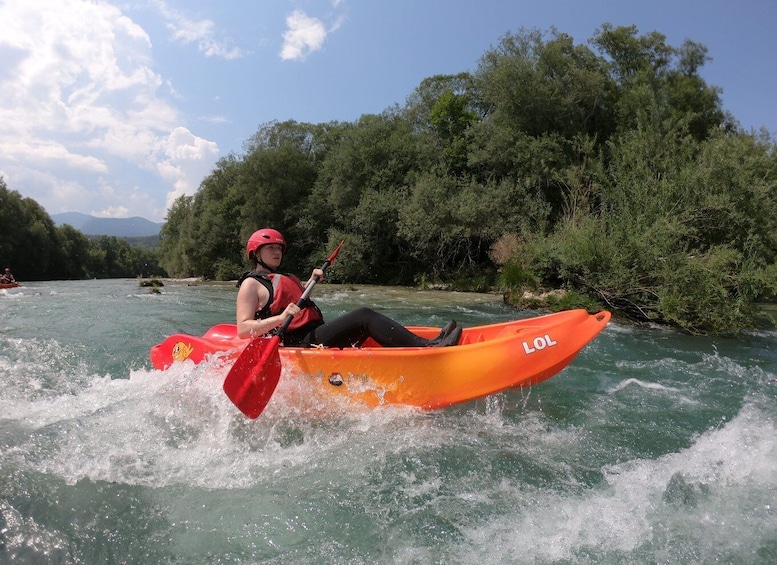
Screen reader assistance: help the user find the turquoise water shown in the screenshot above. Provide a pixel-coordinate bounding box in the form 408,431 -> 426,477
1,279 -> 775,564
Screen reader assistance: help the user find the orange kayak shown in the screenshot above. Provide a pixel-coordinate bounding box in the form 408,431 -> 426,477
150,309 -> 610,410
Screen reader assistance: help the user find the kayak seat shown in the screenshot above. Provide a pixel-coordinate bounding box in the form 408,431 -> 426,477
460,332 -> 484,345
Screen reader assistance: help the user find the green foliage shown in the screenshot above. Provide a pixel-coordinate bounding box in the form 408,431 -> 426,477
520,120 -> 777,332
58,225 -> 91,279
447,273 -> 495,293
318,230 -> 373,284
122,235 -> 159,250
474,28 -> 611,139
151,24 -> 773,333
301,112 -> 427,283
1,177 -> 167,281
1,178 -> 65,280
211,258 -> 242,281
590,23 -> 725,141
158,195 -> 195,277
84,236 -> 165,279
427,89 -> 478,174
656,246 -> 753,334
497,260 -> 538,290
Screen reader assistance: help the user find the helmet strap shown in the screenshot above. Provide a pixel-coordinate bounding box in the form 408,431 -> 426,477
257,257 -> 277,273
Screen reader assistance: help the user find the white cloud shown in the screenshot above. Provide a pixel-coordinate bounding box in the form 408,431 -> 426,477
1,164 -> 94,214
200,115 -> 229,125
0,0 -> 221,221
0,0 -> 159,140
152,0 -> 242,59
159,127 -> 220,210
93,205 -> 131,219
280,10 -> 328,61
1,140 -> 108,172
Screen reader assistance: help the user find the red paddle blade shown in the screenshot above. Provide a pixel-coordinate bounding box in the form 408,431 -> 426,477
222,336 -> 282,419
326,239 -> 345,265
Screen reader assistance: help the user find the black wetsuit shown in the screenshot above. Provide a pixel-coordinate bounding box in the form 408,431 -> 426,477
302,307 -> 431,349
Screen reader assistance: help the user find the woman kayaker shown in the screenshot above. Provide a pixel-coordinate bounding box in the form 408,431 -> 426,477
236,228 -> 462,348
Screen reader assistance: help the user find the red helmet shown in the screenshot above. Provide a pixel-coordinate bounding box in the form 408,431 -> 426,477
246,228 -> 286,259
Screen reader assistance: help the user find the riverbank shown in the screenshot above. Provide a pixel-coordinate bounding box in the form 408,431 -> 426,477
759,303 -> 777,328
139,276 -> 777,334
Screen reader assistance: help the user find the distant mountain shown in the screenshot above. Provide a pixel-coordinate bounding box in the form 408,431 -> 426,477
52,212 -> 163,237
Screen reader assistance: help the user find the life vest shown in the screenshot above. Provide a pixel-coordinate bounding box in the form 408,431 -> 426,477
237,270 -> 324,342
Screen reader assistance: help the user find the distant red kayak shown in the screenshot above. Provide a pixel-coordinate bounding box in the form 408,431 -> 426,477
151,309 -> 611,410
0,282 -> 20,289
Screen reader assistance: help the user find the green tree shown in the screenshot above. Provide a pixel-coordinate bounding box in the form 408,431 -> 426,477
403,73 -> 477,176
237,121 -> 322,274
467,27 -> 613,221
57,224 -> 91,279
158,194 -> 195,277
0,178 -> 60,280
590,24 -> 726,140
305,111 -> 424,282
188,154 -> 245,279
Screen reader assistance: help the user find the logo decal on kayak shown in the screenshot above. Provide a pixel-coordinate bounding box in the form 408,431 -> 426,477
522,334 -> 557,355
172,341 -> 194,362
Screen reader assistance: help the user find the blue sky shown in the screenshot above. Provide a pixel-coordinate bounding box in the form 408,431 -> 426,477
1,0 -> 775,223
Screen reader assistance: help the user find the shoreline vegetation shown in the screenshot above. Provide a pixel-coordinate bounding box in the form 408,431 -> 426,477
141,277 -> 777,334
4,24 -> 776,336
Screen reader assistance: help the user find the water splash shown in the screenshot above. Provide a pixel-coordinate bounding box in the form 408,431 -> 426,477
608,378 -> 682,394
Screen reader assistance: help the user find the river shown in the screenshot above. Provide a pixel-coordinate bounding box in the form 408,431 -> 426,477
1,279 -> 775,564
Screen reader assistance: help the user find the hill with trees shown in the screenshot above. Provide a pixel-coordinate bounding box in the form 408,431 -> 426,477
0,180 -> 166,280
51,212 -> 163,237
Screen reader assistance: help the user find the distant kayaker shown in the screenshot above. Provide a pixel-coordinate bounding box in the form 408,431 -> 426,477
1,268 -> 15,284
236,228 -> 462,348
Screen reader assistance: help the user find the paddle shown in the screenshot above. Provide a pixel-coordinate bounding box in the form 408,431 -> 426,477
223,240 -> 345,418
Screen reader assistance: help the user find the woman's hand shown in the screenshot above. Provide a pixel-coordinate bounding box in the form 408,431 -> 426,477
306,268 -> 325,287
282,303 -> 301,319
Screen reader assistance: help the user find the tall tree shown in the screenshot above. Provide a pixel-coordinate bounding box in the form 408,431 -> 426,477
0,178 -> 60,280
590,24 -> 726,139
158,195 -> 195,277
305,110 -> 424,282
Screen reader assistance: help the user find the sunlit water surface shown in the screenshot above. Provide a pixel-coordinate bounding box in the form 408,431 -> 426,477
1,280 -> 775,564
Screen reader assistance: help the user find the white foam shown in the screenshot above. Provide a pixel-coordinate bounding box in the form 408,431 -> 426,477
453,403 -> 777,563
608,378 -> 682,394
3,355 -> 429,490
